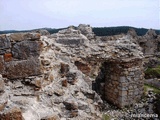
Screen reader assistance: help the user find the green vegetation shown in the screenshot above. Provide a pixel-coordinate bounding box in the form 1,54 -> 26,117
102,114 -> 112,120
144,84 -> 160,94
1,26 -> 159,36
145,65 -> 160,78
93,26 -> 160,36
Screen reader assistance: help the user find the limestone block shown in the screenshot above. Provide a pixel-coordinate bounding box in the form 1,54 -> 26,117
12,41 -> 42,60
0,56 -> 4,73
0,35 -> 11,49
3,58 -> 41,79
10,33 -> 40,42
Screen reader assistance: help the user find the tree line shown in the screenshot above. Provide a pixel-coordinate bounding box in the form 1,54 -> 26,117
0,26 -> 159,36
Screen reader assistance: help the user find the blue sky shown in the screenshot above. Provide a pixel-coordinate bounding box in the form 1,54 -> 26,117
0,0 -> 159,30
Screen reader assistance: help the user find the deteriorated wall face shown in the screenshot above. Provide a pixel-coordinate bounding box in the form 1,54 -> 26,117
105,59 -> 144,108
0,33 -> 42,79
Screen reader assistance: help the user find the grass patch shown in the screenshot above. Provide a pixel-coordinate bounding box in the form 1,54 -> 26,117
145,65 -> 160,78
102,114 -> 112,120
144,84 -> 160,94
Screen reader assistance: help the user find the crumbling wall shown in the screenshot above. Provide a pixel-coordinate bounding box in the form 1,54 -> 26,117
0,33 -> 42,79
105,59 -> 144,108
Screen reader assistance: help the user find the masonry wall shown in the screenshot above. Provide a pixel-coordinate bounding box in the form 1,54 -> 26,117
105,59 -> 144,108
0,33 -> 42,79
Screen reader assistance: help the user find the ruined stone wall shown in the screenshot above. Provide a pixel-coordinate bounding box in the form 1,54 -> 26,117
105,59 -> 144,108
0,33 -> 42,79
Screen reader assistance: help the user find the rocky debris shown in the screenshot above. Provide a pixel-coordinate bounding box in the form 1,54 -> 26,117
66,72 -> 77,85
54,89 -> 64,96
63,99 -> 78,118
0,79 -> 4,92
0,101 -> 7,112
0,107 -> 23,120
155,94 -> 160,116
41,59 -> 51,66
4,53 -> 12,62
61,80 -> 68,87
137,29 -> 159,56
78,24 -> 95,40
0,34 -> 11,55
74,61 -> 91,75
103,90 -> 159,120
145,78 -> 160,89
0,56 -> 4,73
145,29 -> 158,39
33,29 -> 50,36
127,28 -> 137,38
63,99 -> 78,110
0,24 -> 155,119
40,114 -> 60,120
60,63 -> 69,75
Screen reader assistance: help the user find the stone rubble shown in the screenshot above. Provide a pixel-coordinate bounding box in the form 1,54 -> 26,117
0,24 -> 159,120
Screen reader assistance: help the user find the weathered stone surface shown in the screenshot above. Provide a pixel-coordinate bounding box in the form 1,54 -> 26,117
31,77 -> 42,88
10,33 -> 40,42
4,53 -> 12,62
0,34 -> 11,50
0,102 -> 7,112
127,28 -> 137,38
60,63 -> 69,75
63,99 -> 78,110
75,61 -> 91,75
41,114 -> 60,120
62,80 -> 68,87
41,59 -> 51,66
119,90 -> 128,96
33,29 -> 50,36
12,41 -> 42,60
78,24 -> 95,39
56,28 -> 85,46
0,107 -> 23,120
104,60 -> 144,108
81,89 -> 95,99
0,56 -> 4,73
3,58 -> 41,79
0,79 -> 4,92
0,25 -> 148,119
57,38 -> 84,46
54,89 -> 64,96
78,24 -> 93,35
66,72 -> 77,85
78,101 -> 88,110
